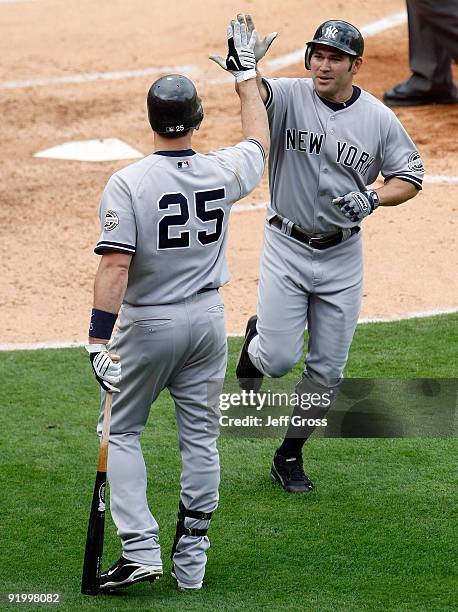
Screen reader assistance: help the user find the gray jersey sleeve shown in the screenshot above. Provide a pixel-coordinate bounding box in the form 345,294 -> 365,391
381,111 -> 424,190
263,77 -> 295,119
207,139 -> 266,200
95,173 -> 137,255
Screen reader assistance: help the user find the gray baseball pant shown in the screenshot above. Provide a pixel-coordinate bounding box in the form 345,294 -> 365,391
98,289 -> 226,587
248,222 -> 363,387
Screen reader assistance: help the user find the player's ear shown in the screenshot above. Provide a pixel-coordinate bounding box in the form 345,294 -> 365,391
350,57 -> 362,74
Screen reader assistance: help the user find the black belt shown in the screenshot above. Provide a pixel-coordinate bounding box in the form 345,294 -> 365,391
197,287 -> 218,294
269,215 -> 360,250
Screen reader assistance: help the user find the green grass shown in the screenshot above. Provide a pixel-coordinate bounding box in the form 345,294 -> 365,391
0,314 -> 457,611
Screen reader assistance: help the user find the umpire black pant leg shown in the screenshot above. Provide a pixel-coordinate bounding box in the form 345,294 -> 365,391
407,0 -> 458,91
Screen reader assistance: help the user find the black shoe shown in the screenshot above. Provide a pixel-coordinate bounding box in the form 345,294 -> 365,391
383,79 -> 458,107
100,556 -> 162,591
271,450 -> 314,493
236,315 -> 263,393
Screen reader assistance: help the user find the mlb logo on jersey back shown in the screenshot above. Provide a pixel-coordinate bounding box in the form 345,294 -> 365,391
324,25 -> 338,39
177,160 -> 190,169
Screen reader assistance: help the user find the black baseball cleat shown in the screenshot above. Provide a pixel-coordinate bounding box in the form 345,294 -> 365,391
271,450 -> 314,493
236,315 -> 264,393
100,556 -> 163,591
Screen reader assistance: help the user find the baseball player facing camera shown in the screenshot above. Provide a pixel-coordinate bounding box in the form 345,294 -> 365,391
85,21 -> 269,592
234,15 -> 424,493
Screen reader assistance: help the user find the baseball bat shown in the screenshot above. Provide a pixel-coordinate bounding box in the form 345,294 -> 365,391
81,355 -> 120,596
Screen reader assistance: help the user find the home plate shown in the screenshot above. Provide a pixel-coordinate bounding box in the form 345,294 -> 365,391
33,138 -> 144,162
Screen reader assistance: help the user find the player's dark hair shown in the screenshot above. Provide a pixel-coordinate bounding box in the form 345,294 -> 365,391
348,57 -> 357,71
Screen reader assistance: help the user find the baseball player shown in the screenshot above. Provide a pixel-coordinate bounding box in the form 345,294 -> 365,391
85,21 -> 269,592
234,16 -> 424,493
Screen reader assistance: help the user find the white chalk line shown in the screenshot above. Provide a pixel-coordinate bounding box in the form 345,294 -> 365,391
359,11 -> 407,37
233,201 -> 267,213
424,175 -> 458,184
0,340 -> 87,351
0,12 -> 407,90
0,65 -> 198,90
230,308 -> 458,337
0,308 -> 456,351
357,307 -> 458,324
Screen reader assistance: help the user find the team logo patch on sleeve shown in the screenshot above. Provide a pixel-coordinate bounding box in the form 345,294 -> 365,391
408,151 -> 424,172
104,210 -> 119,231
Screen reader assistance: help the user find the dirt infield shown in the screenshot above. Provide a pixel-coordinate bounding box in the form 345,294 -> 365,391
0,0 -> 457,342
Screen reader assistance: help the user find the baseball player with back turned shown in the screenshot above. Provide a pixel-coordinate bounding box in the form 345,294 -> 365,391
85,21 -> 268,592
231,15 -> 424,493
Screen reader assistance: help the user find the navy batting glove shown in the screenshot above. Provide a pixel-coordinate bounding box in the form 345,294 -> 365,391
332,189 -> 380,222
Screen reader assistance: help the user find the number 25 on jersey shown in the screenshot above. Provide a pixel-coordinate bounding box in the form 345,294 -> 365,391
158,188 -> 225,249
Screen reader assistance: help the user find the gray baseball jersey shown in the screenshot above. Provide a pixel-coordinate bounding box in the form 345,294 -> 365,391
95,140 -> 265,304
263,77 -> 424,233
246,76 -> 423,394
94,140 -> 265,587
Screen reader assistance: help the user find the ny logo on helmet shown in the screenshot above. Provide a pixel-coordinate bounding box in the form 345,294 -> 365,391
324,25 -> 339,39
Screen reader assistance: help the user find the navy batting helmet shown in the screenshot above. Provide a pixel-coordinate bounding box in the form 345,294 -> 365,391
147,74 -> 204,135
305,20 -> 364,69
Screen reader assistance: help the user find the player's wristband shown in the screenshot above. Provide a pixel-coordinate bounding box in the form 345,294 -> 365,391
365,189 -> 380,212
235,68 -> 257,83
89,308 -> 117,340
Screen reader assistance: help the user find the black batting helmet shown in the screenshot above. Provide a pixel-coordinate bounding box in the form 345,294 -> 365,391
305,20 -> 364,69
147,74 -> 204,135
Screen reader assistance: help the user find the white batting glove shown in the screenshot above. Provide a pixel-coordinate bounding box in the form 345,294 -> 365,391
332,189 -> 380,222
209,20 -> 257,82
85,344 -> 121,393
243,14 -> 277,63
